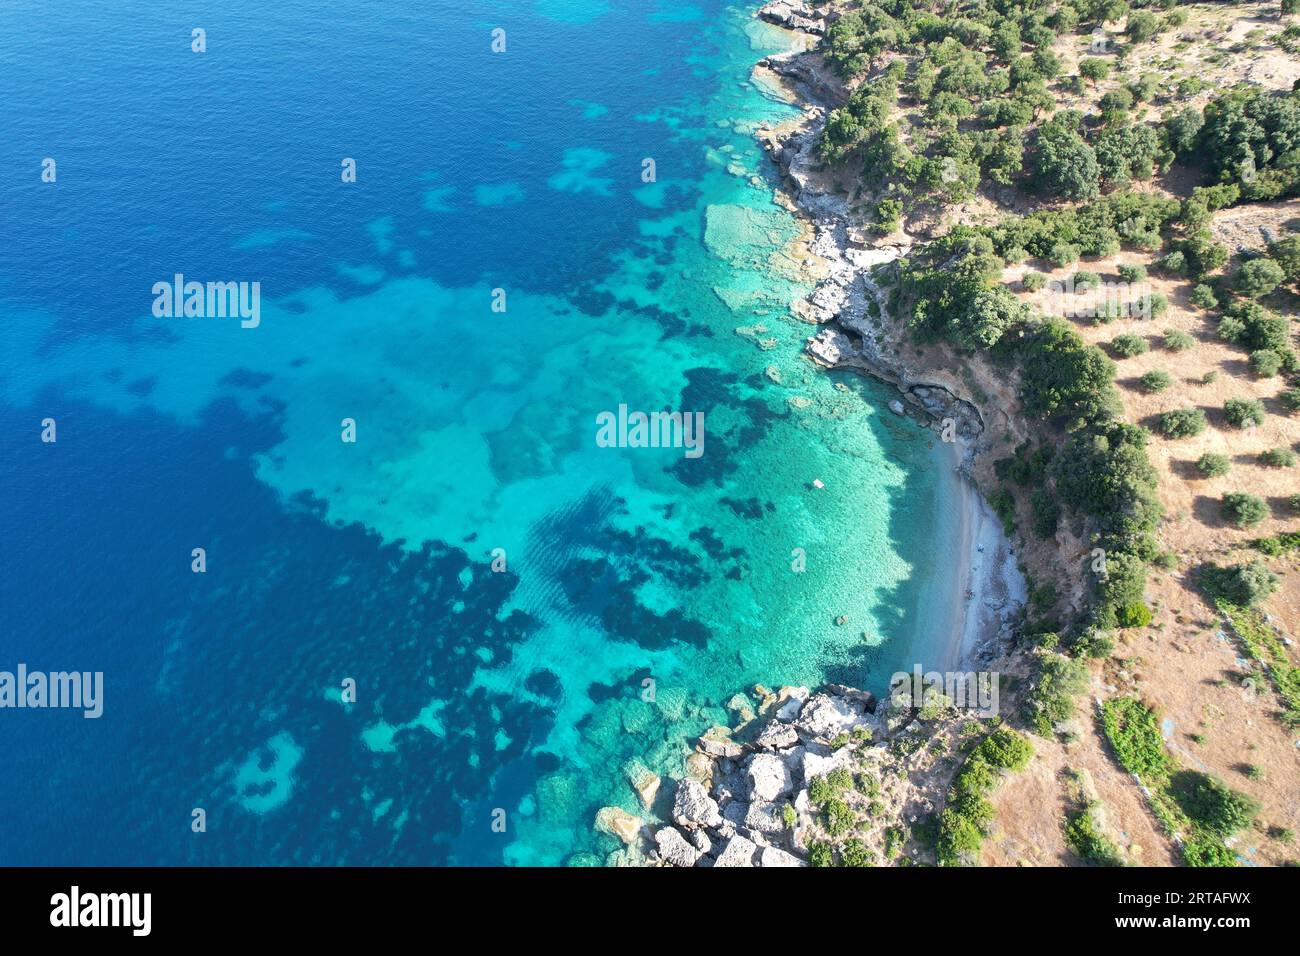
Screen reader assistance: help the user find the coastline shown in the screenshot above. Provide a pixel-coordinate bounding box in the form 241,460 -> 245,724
605,3 -> 1031,868
753,3 -> 1026,682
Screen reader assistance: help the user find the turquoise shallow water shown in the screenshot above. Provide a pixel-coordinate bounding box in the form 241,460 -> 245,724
0,0 -> 961,864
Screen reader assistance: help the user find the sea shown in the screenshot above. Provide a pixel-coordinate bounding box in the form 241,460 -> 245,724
0,0 -> 962,865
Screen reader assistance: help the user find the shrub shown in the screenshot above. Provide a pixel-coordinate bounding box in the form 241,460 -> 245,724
807,841 -> 833,867
1281,388 -> 1300,412
838,838 -> 873,867
1249,349 -> 1283,377
1033,117 -> 1100,201
1236,258 -> 1285,298
1163,328 -> 1195,351
1259,447 -> 1296,468
1065,803 -> 1124,866
974,728 -> 1034,771
1022,271 -> 1048,291
1118,263 -> 1147,283
1223,398 -> 1265,429
1023,651 -> 1090,736
1145,292 -> 1169,319
1168,771 -> 1261,838
1222,492 -> 1269,529
1111,334 -> 1148,358
1031,488 -> 1060,538
1079,58 -> 1110,84
1100,697 -> 1172,781
1139,369 -> 1172,392
1158,408 -> 1207,438
1205,560 -> 1280,607
1218,301 -> 1288,351
1050,241 -> 1083,267
1074,270 -> 1102,291
1190,284 -> 1218,309
1195,452 -> 1231,477
1117,602 -> 1153,628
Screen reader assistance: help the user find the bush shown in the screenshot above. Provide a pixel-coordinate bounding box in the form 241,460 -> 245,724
1259,447 -> 1296,467
1079,58 -> 1110,84
1117,602 -> 1153,628
1031,488 -> 1060,538
1118,263 -> 1147,283
1158,408 -> 1207,438
1163,328 -> 1195,351
1224,398 -> 1265,429
807,841 -> 833,867
1074,270 -> 1102,291
1033,116 -> 1100,201
1065,803 -> 1124,866
1249,349 -> 1283,377
1022,271 -> 1048,291
1218,301 -> 1288,352
1190,284 -> 1218,309
1111,333 -> 1148,358
1023,651 -> 1090,736
1222,492 -> 1269,529
1139,369 -> 1172,392
1100,697 -> 1172,781
1050,241 -> 1083,267
1236,257 -> 1285,298
1203,560 -> 1281,606
1195,452 -> 1231,477
1169,771 -> 1261,838
1281,388 -> 1300,412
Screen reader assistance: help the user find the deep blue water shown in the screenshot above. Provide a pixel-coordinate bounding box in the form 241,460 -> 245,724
0,0 -> 963,865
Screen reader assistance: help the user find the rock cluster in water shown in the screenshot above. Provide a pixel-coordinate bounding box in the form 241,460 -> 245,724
609,685 -> 887,867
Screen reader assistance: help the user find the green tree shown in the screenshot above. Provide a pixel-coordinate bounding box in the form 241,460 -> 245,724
1158,408 -> 1207,438
1033,116 -> 1101,200
1195,452 -> 1231,477
1223,398 -> 1266,428
1236,258 -> 1285,297
1222,492 -> 1269,528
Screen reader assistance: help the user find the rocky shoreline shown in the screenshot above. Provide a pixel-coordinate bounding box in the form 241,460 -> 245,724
753,3 -> 989,462
593,2 -> 1029,868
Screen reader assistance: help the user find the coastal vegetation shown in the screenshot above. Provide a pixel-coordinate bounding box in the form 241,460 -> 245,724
754,0 -> 1300,868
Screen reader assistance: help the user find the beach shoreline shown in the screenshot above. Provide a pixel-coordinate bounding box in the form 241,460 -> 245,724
753,4 -> 1026,683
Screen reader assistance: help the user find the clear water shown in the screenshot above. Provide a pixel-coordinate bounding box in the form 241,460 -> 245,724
0,0 -> 961,864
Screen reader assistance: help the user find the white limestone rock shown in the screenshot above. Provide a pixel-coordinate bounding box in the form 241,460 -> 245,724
655,827 -> 702,867
746,752 -> 794,802
760,846 -> 806,867
672,778 -> 722,830
713,835 -> 760,867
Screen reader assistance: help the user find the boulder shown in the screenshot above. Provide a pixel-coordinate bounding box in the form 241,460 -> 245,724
623,760 -> 661,811
722,799 -> 749,827
595,806 -> 642,845
760,846 -> 806,867
796,693 -> 872,741
654,827 -> 702,867
775,686 -> 810,721
684,752 -> 714,785
725,693 -> 755,724
744,800 -> 788,835
802,745 -> 853,783
713,835 -> 760,868
672,778 -> 722,830
697,725 -> 744,759
688,829 -> 713,855
755,720 -> 799,750
746,752 -> 794,802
